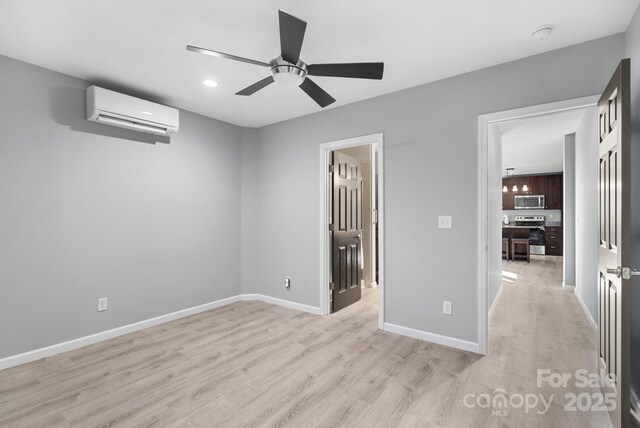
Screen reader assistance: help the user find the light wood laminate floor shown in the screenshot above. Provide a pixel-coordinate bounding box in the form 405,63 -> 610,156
0,256 -> 611,427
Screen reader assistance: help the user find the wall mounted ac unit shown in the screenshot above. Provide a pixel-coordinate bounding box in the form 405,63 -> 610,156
86,86 -> 179,136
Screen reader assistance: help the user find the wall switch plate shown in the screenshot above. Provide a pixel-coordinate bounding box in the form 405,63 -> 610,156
443,301 -> 452,315
438,216 -> 452,229
285,276 -> 291,290
97,297 -> 108,312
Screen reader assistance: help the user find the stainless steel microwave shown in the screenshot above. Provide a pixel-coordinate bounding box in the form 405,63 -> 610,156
514,195 -> 545,210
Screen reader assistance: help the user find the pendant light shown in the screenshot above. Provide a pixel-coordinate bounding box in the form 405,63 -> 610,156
506,168 -> 516,192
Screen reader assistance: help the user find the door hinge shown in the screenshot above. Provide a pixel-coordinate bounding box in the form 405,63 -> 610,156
329,282 -> 335,290
372,209 -> 378,225
329,164 -> 334,173
329,223 -> 334,231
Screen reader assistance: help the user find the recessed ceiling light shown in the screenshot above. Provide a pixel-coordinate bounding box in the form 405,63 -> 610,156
141,111 -> 153,115
203,79 -> 218,88
531,25 -> 553,41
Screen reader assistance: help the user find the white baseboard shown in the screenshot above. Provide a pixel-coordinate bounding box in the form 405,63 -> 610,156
573,289 -> 597,331
562,282 -> 576,291
488,284 -> 504,320
0,294 -> 320,371
383,322 -> 479,353
239,294 -> 321,315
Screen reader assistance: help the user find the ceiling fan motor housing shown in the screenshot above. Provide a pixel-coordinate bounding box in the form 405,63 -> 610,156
270,56 -> 307,86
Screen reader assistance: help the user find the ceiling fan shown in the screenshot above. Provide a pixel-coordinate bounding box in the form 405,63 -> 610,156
186,10 -> 384,108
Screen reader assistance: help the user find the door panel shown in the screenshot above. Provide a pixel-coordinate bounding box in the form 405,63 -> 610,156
338,186 -> 347,231
331,150 -> 363,312
597,59 -> 630,428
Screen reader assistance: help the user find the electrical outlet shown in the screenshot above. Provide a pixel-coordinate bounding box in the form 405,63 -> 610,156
438,216 -> 452,229
285,276 -> 291,290
97,297 -> 108,312
443,301 -> 452,315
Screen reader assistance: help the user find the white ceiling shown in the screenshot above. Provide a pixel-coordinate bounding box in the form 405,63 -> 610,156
0,0 -> 637,127
498,108 -> 590,176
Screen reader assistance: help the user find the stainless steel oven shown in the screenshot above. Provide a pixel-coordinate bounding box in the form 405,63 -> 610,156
514,195 -> 545,210
514,215 -> 546,255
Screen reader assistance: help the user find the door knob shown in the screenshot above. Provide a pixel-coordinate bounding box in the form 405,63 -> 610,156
607,266 -> 621,277
621,267 -> 640,279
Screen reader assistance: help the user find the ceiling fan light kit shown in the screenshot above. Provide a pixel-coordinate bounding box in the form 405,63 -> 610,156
187,10 -> 384,108
270,56 -> 307,87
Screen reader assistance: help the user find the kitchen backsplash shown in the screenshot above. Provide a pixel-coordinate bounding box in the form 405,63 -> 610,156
502,209 -> 562,225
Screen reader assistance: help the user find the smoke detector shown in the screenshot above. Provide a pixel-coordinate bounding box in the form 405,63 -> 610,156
531,25 -> 553,40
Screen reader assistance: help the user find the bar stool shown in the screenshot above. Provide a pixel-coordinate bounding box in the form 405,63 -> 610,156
502,238 -> 510,260
511,238 -> 530,263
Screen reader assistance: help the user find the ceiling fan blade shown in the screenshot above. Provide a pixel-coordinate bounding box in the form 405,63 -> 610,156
279,10 -> 307,64
236,76 -> 275,96
307,63 -> 384,80
299,78 -> 336,108
186,45 -> 270,68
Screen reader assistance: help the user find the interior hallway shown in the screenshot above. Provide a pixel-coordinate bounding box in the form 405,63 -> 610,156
489,255 -> 610,427
0,263 -> 610,427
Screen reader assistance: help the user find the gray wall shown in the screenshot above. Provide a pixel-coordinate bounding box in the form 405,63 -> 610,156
625,3 -> 640,409
574,108 -> 599,324
240,127 -> 260,295
0,55 -> 242,358
244,34 -> 626,343
563,134 -> 576,287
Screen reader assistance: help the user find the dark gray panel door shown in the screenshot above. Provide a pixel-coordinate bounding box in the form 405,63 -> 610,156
597,59 -> 630,428
331,150 -> 362,312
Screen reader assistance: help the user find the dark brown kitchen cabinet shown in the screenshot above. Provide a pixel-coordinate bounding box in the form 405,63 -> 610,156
502,173 -> 562,210
528,175 -> 545,196
545,226 -> 563,256
544,174 -> 563,209
502,177 -> 514,209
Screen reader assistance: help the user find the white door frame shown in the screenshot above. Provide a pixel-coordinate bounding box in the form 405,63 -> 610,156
319,133 -> 384,329
477,96 -> 598,355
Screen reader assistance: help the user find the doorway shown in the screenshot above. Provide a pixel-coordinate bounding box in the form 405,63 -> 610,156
477,96 -> 599,354
497,110 -> 588,290
319,133 -> 384,329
